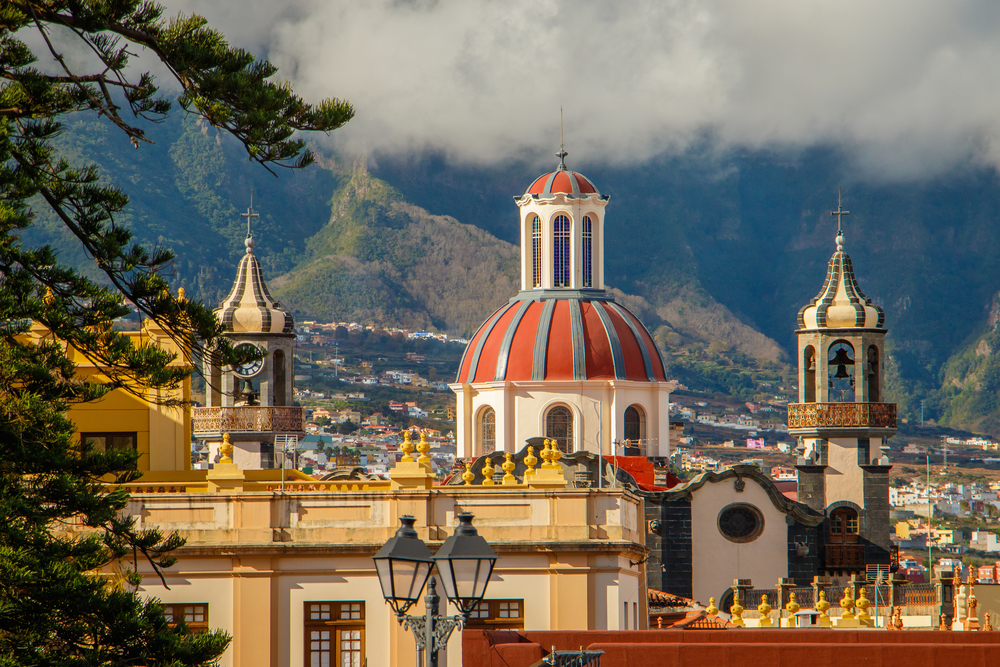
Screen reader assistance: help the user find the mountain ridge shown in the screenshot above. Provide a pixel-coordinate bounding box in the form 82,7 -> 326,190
31,113 -> 1000,431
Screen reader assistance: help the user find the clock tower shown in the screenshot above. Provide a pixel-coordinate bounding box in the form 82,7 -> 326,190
193,197 -> 304,469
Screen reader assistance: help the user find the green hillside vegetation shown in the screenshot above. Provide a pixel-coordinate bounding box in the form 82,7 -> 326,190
270,163 -> 521,335
931,294 -> 1000,433
24,114 -> 340,305
40,113 -> 1000,432
371,150 -> 1000,429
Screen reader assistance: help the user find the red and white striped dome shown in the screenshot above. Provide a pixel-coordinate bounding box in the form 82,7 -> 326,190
456,298 -> 667,383
526,169 -> 600,198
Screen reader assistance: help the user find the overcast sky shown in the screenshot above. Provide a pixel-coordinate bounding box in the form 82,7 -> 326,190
155,1 -> 1000,179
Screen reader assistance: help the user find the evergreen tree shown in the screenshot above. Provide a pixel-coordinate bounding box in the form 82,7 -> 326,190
0,2 -> 353,664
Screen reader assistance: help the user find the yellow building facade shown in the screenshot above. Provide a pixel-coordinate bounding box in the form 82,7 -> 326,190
122,464 -> 648,667
27,319 -> 192,472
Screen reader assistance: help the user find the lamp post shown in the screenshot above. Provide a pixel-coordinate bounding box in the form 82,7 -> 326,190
374,513 -> 497,667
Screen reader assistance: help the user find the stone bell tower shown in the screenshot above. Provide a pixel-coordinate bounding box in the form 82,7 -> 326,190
193,195 -> 304,469
788,194 -> 896,575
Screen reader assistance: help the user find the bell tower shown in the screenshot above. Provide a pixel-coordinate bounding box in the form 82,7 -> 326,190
788,193 -> 896,575
194,195 -> 303,469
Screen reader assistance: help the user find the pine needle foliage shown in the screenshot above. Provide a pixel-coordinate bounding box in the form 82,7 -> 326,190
0,2 -> 353,664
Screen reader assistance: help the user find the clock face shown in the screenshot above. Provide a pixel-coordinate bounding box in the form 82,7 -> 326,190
232,342 -> 264,378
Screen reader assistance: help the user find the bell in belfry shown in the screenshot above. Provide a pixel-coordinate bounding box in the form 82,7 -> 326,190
240,379 -> 259,406
830,347 -> 853,379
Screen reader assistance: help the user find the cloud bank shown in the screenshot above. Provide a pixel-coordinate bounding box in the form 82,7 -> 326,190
162,0 -> 1000,178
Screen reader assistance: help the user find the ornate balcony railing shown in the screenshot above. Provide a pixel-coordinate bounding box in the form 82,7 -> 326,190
788,402 -> 896,430
192,406 -> 304,434
824,543 -> 865,570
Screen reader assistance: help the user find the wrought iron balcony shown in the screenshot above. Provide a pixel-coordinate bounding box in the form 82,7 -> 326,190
192,406 -> 304,435
787,402 -> 896,431
824,543 -> 865,570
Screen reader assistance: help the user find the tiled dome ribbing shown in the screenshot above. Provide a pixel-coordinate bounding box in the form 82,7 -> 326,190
457,297 -> 666,383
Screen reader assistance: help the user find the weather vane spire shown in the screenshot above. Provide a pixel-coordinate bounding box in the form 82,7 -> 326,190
831,188 -> 849,246
557,106 -> 567,170
241,188 -> 260,239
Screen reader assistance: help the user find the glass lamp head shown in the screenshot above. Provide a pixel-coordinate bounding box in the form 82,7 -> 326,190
373,516 -> 434,617
432,513 -> 498,618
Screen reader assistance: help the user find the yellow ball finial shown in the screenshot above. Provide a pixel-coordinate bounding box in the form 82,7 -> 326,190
177,287 -> 187,303
785,591 -> 800,627
400,430 -> 414,463
540,439 -> 554,469
729,589 -> 745,628
502,452 -> 516,485
816,589 -> 831,627
855,586 -> 871,625
757,593 -> 773,627
417,430 -> 431,468
219,433 -> 234,464
523,445 -> 537,479
840,587 -> 856,620
549,439 -> 563,466
706,597 -> 718,615
481,456 -> 496,486
462,461 -> 475,486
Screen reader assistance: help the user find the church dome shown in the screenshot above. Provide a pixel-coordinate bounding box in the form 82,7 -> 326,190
215,236 -> 294,335
526,169 -> 599,197
456,297 -> 667,383
797,234 -> 884,330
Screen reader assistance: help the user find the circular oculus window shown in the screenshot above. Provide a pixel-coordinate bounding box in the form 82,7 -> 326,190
717,503 -> 765,543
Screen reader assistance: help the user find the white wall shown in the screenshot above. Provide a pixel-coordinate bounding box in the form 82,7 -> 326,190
690,478 -> 789,604
451,380 -> 672,458
825,437 -> 865,507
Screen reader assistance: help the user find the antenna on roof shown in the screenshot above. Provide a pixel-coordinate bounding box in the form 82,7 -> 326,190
557,106 -> 568,170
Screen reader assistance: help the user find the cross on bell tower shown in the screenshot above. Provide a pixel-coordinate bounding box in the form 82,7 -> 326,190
831,188 -> 849,241
241,189 -> 260,240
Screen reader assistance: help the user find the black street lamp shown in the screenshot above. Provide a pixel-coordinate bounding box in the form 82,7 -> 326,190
374,513 -> 498,667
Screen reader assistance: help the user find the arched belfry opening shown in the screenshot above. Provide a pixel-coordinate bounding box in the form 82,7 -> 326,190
828,341 -> 855,402
803,346 -> 816,403
273,349 -> 286,406
867,345 -> 880,402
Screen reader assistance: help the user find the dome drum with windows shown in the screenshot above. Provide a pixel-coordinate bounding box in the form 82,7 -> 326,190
449,148 -> 677,460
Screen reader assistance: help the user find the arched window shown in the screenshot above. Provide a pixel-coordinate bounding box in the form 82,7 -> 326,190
273,349 -> 286,406
530,215 -> 541,288
582,215 -> 593,288
479,407 -> 496,454
545,406 -> 573,453
624,405 -> 645,443
829,507 -> 859,543
827,341 -> 855,403
553,215 -> 570,287
867,345 -> 879,402
803,346 -> 816,403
